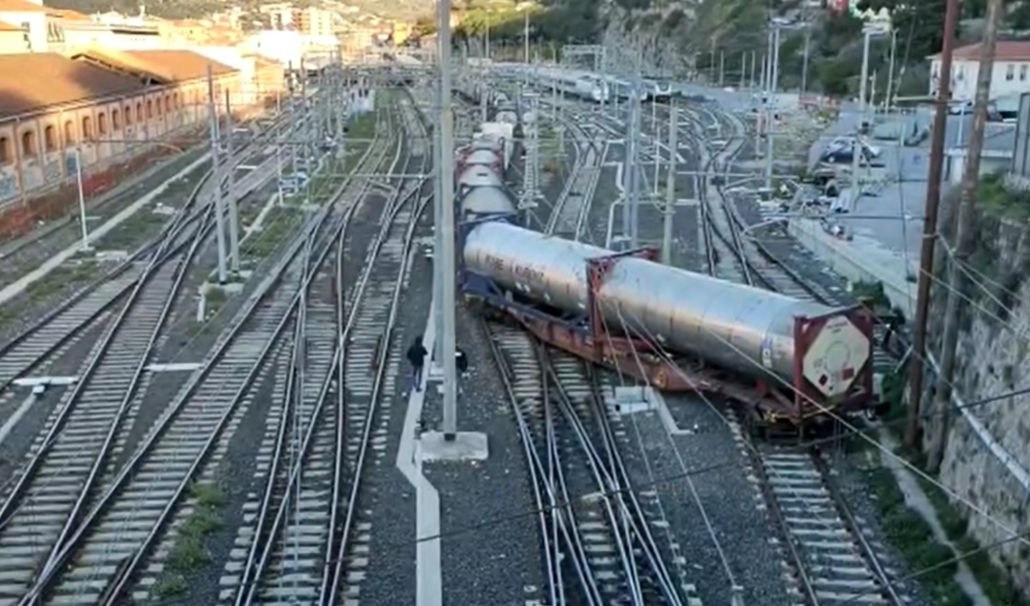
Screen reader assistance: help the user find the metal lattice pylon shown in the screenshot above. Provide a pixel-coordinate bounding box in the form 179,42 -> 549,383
519,92 -> 542,221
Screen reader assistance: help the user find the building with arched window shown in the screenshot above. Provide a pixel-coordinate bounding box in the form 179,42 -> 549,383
0,48 -> 260,209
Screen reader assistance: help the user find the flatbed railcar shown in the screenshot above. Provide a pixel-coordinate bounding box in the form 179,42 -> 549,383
451,113 -> 876,433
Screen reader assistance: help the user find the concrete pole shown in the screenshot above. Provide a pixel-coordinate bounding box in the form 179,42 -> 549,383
524,10 -> 529,65
801,27 -> 811,94
662,104 -> 677,265
765,26 -> 780,193
628,79 -> 641,247
439,0 -> 458,441
906,0 -> 961,448
432,74 -> 443,368
718,50 -> 725,87
207,65 -> 228,284
653,100 -> 660,194
749,51 -> 755,89
75,147 -> 89,251
851,29 -> 873,209
886,28 -> 898,112
224,89 -> 240,275
276,127 -> 284,205
623,83 -> 639,246
740,53 -> 746,89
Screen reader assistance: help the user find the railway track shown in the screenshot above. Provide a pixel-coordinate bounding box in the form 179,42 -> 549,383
0,88 -> 373,605
485,323 -> 690,606
0,107 -> 304,408
691,107 -> 904,606
473,95 -> 693,605
0,197 -> 216,601
221,90 -> 429,605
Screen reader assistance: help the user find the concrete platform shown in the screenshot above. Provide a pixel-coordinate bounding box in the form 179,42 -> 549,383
419,431 -> 488,462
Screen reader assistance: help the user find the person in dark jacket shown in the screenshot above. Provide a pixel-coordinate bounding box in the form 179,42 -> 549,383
455,348 -> 468,375
406,335 -> 428,392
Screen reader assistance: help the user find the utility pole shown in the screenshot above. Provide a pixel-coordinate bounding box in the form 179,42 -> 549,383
709,38 -> 716,84
439,0 -> 458,441
801,27 -> 811,94
739,53 -> 746,90
906,0 -> 961,449
523,9 -> 529,65
749,51 -> 756,89
886,28 -> 898,112
718,50 -> 725,87
206,65 -> 228,285
624,78 -> 641,247
927,0 -> 1002,473
74,147 -> 90,251
432,69 -> 443,368
224,89 -> 240,276
662,104 -> 677,265
520,93 -> 541,226
759,53 -> 766,91
765,23 -> 781,193
851,26 -> 875,210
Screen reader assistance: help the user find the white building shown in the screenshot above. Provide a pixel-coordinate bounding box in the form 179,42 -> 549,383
929,41 -> 1030,102
0,0 -> 48,52
245,30 -> 339,71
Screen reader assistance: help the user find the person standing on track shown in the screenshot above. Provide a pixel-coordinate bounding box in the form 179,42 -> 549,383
406,335 -> 428,393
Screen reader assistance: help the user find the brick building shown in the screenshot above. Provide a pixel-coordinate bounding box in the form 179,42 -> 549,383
0,50 -> 241,210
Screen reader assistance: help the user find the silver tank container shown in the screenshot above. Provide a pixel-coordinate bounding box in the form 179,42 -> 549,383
464,222 -> 866,390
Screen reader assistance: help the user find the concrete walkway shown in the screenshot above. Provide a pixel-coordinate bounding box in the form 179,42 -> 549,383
878,430 -> 991,606
396,296 -> 442,606
0,153 -> 209,308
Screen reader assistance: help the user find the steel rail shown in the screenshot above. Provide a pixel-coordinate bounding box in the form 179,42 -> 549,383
482,321 -> 594,606
20,99 -> 373,603
324,182 -> 430,606
234,105 -> 411,605
231,105 -> 394,603
811,453 -> 904,605
319,91 -> 422,604
0,109 -> 301,395
542,357 -> 650,606
583,364 -> 685,605
0,199 -> 214,537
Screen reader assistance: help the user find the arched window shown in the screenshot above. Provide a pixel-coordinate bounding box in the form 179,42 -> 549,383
81,116 -> 92,141
146,99 -> 153,118
164,95 -> 171,112
173,92 -> 180,109
64,120 -> 76,144
0,136 -> 11,164
112,108 -> 120,130
21,130 -> 36,157
124,105 -> 132,125
43,124 -> 56,152
136,102 -> 143,122
98,112 -> 107,135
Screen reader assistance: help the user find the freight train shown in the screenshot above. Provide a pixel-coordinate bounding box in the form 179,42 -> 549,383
453,109 -> 875,433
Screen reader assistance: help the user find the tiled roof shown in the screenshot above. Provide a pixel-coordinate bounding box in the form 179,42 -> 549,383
47,7 -> 89,20
0,53 -> 143,118
0,0 -> 47,13
71,48 -> 236,84
932,41 -> 1030,62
